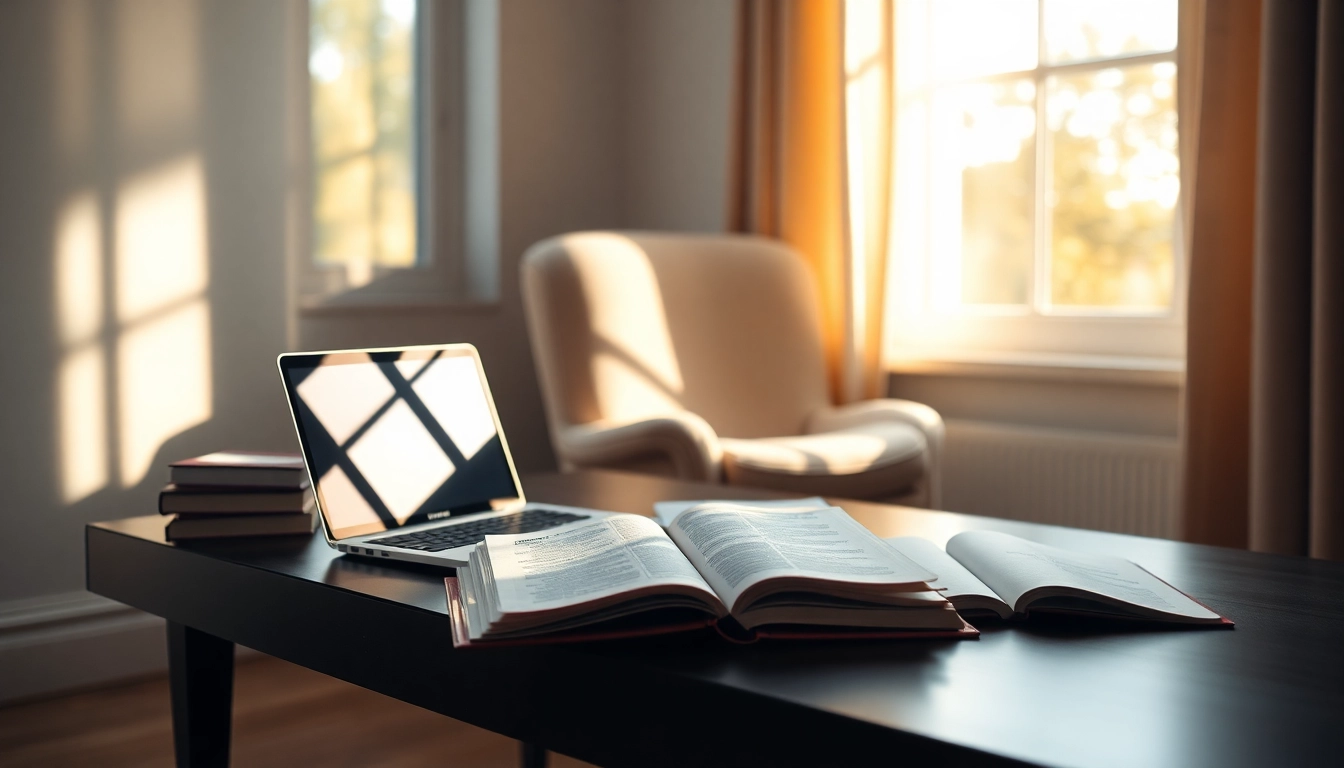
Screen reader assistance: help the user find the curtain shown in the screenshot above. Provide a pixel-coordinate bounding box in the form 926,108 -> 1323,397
729,0 -> 891,403
1180,0 -> 1261,549
1182,0 -> 1344,559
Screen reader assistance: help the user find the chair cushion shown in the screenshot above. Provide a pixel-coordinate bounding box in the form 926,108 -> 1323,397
718,422 -> 928,500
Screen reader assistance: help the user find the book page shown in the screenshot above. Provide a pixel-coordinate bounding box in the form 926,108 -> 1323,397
485,516 -> 722,616
945,530 -> 1220,620
667,505 -> 935,612
885,536 -> 1011,617
652,497 -> 829,528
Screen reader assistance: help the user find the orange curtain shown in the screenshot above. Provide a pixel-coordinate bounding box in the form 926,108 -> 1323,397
1182,0 -> 1344,559
729,0 -> 891,403
1180,0 -> 1261,549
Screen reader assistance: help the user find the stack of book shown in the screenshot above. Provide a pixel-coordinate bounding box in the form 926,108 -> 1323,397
160,451 -> 316,541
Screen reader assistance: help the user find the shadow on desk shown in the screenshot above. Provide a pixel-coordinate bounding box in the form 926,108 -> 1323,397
973,612 -> 1237,638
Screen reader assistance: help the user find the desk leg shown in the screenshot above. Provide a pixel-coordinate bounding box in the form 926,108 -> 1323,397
520,741 -> 548,768
167,622 -> 234,768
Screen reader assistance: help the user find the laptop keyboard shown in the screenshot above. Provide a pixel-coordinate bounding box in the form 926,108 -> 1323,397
366,507 -> 591,553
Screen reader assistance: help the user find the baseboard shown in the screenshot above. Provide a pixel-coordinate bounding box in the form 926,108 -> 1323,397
0,591 -> 167,706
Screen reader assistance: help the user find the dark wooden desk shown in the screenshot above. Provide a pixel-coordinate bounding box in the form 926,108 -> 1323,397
86,470 -> 1344,767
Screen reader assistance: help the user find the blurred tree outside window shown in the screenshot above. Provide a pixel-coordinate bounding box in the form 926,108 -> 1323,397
891,0 -> 1180,322
310,0 -> 422,289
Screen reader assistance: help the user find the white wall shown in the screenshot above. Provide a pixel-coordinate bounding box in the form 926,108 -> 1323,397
0,0 -> 299,702
619,0 -> 738,232
0,0 -> 298,605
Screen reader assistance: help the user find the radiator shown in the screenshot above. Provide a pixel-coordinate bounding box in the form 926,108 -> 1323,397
941,420 -> 1180,539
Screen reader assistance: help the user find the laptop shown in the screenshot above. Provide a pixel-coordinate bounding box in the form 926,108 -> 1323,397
277,343 -> 613,567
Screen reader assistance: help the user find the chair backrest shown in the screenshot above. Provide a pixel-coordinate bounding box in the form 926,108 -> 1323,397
522,231 -> 831,440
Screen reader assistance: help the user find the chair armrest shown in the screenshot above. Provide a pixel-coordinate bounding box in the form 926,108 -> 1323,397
806,399 -> 945,507
557,413 -> 723,482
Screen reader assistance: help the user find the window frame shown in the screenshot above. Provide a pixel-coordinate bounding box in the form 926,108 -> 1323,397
294,0 -> 472,310
883,0 -> 1185,367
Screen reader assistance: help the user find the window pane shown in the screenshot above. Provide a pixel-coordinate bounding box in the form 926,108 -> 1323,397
933,79 -> 1036,306
1048,63 -> 1178,309
1043,0 -> 1177,65
310,0 -> 419,271
929,0 -> 1037,80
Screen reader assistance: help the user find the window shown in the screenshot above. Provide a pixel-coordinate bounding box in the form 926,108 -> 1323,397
300,0 -> 470,306
884,0 -> 1183,364
310,0 -> 423,276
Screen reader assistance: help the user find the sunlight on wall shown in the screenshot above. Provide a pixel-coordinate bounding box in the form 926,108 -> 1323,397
55,193 -> 107,503
51,0 -> 215,504
114,156 -> 212,487
115,157 -> 209,322
117,301 -> 212,487
58,347 -> 109,504
57,160 -> 215,496
55,193 -> 103,346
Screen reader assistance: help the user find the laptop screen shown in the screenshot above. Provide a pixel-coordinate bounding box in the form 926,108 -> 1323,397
279,347 -> 523,540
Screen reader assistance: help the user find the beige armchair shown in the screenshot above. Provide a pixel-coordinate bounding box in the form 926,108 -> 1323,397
521,231 -> 943,506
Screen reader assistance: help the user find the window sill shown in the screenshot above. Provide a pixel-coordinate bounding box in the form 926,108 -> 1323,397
297,293 -> 499,316
886,351 -> 1185,387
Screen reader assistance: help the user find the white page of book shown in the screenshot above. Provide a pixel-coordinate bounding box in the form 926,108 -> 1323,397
945,530 -> 1220,620
885,536 -> 1007,607
652,497 -> 830,528
483,516 -> 721,616
667,505 -> 936,612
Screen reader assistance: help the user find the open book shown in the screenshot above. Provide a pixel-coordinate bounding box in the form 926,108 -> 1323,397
652,496 -> 829,527
655,498 -> 1227,626
887,532 -> 1231,625
444,504 -> 978,648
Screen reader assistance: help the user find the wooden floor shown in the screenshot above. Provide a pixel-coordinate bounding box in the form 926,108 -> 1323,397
0,655 -> 596,767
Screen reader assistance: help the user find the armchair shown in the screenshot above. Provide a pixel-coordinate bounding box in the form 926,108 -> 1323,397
521,231 -> 942,506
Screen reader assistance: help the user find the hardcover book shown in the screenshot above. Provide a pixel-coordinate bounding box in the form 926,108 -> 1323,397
159,485 -> 314,515
165,511 -> 317,541
169,451 -> 307,489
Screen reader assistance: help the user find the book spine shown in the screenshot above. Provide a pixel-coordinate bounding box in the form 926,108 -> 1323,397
169,468 -> 306,488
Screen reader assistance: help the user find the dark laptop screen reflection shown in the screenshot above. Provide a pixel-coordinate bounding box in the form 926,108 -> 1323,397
286,350 -> 521,539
